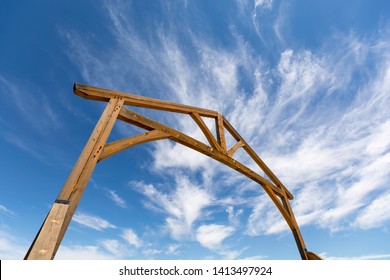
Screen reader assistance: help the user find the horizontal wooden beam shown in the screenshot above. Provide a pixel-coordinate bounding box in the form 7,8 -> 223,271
74,83 -> 218,118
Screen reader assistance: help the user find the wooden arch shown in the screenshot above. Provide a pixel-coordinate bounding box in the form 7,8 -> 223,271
25,83 -> 321,260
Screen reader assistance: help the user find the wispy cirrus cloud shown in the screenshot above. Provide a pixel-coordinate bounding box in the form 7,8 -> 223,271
226,206 -> 244,227
0,205 -> 15,216
121,228 -> 142,248
254,0 -> 273,9
56,244 -> 116,260
166,244 -> 181,255
247,198 -> 289,235
130,175 -> 212,241
100,239 -> 125,257
73,212 -> 117,231
2,132 -> 50,164
0,75 -> 62,134
323,253 -> 390,260
0,229 -> 27,259
352,190 -> 390,230
249,32 -> 390,234
0,76 -> 67,165
106,189 -> 127,208
57,227 -> 146,259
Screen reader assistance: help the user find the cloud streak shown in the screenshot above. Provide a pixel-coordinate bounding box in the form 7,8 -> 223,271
106,189 -> 127,208
0,75 -> 62,134
56,244 -> 116,260
0,229 -> 27,259
73,212 -> 117,231
0,205 -> 15,216
130,175 -> 212,241
121,228 -> 142,248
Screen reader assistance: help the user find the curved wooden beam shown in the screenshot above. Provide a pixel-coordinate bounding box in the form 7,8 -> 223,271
118,107 -> 289,200
99,130 -> 169,162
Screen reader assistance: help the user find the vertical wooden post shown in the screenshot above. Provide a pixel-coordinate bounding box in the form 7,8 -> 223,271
25,97 -> 124,260
215,113 -> 227,151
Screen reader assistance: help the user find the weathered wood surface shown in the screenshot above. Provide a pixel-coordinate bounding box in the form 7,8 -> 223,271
99,130 -> 169,162
25,83 -> 321,260
74,83 -> 218,118
25,202 -> 68,260
25,97 -> 124,260
307,251 -> 322,260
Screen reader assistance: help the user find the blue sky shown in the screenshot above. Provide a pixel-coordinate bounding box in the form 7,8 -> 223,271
1,0 -> 390,260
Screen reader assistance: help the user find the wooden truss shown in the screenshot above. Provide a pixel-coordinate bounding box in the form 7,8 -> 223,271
25,83 -> 321,260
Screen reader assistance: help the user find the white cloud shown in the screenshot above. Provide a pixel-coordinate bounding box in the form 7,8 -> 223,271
247,198 -> 289,235
249,0 -> 274,39
0,205 -> 15,216
73,212 -> 116,231
153,141 -> 211,171
0,230 -> 27,259
0,76 -> 61,133
239,0 -> 274,12
57,235 -> 140,260
57,232 -> 140,259
0,76 -> 70,167
292,185 -> 333,227
196,224 -> 235,250
246,31 -> 390,234
166,244 -> 181,255
2,132 -> 33,156
100,239 -> 125,257
254,0 -> 273,10
106,189 -> 127,208
56,245 -> 115,260
353,191 -> 390,230
324,253 -> 390,260
220,249 -> 244,260
143,248 -> 162,256
165,217 -> 191,241
121,228 -> 142,248
277,49 -> 327,106
226,206 -> 244,227
242,255 -> 268,260
365,120 -> 390,156
130,176 -> 212,241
